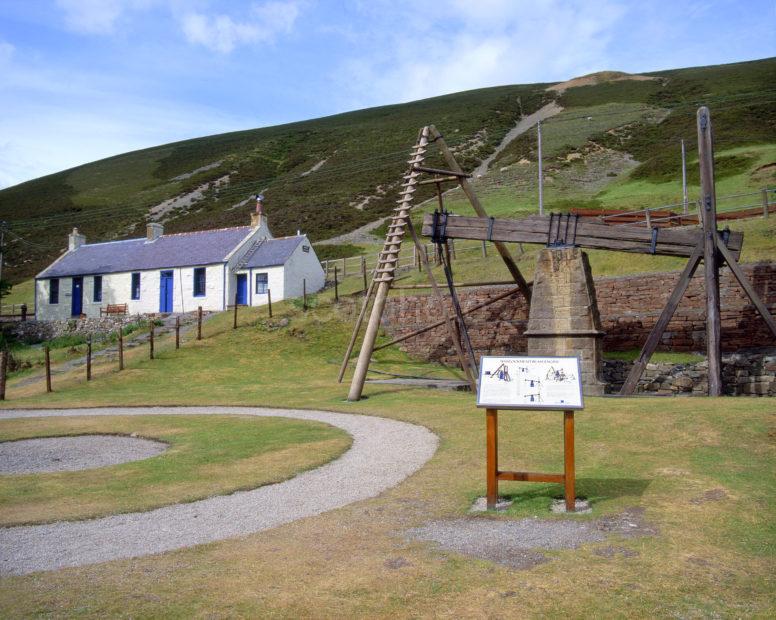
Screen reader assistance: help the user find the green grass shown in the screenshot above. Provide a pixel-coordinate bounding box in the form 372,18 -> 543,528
0,414 -> 350,526
604,350 -> 704,364
0,295 -> 772,617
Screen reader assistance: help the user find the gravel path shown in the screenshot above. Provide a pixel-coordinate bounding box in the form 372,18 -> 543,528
0,435 -> 168,474
0,407 -> 438,576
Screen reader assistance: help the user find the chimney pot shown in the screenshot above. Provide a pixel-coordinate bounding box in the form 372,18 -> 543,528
146,222 -> 164,242
68,227 -> 85,251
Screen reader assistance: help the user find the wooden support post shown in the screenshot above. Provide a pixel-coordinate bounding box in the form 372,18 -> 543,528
481,240 -> 487,258
45,345 -> 52,393
303,279 -> 307,311
564,411 -> 575,513
428,125 -> 532,303
0,350 -> 7,401
338,281 -> 376,383
118,330 -> 124,371
413,245 -> 417,269
348,280 -> 390,400
197,306 -> 202,340
233,295 -> 238,329
20,304 -> 27,322
362,257 -> 367,293
175,316 -> 180,349
486,408 -> 498,510
342,257 -> 347,277
620,244 -> 703,395
645,209 -> 652,228
267,289 -> 273,318
450,239 -> 456,260
334,266 -> 339,302
86,335 -> 92,381
764,188 -> 770,219
697,106 -> 722,396
149,322 -> 154,360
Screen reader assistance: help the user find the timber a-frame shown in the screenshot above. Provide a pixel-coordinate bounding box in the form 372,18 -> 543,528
339,125 -> 532,402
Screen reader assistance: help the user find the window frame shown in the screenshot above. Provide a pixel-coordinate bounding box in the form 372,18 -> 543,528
49,278 -> 59,304
93,275 -> 103,302
131,272 -> 141,300
193,267 -> 206,297
255,272 -> 268,294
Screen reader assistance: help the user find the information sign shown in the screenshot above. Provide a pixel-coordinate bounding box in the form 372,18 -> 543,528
476,356 -> 584,410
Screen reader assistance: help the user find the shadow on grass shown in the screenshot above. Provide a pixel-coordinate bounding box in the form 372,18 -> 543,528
500,478 -> 652,513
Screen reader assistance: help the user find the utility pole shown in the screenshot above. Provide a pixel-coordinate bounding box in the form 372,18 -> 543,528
681,139 -> 688,215
537,121 -> 544,216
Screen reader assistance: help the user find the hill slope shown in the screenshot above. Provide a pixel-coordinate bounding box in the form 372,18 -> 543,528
2,57 -> 774,282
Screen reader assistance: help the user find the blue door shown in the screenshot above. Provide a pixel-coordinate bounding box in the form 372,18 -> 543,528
159,270 -> 174,313
71,277 -> 83,316
236,274 -> 248,305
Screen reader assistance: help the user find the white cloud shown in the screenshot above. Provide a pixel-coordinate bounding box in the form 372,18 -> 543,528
335,0 -> 625,108
180,1 -> 302,53
0,40 -> 14,64
55,0 -> 158,35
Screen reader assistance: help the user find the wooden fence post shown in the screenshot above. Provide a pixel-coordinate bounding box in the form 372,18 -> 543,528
233,294 -> 238,329
175,316 -> 180,349
20,304 -> 27,322
197,306 -> 202,340
86,335 -> 92,381
0,350 -> 7,400
303,279 -> 308,311
149,322 -> 155,360
342,257 -> 347,277
481,240 -> 487,258
45,345 -> 52,393
763,188 -> 770,219
450,239 -> 456,259
334,266 -> 339,302
118,330 -> 124,370
267,289 -> 272,318
362,257 -> 367,293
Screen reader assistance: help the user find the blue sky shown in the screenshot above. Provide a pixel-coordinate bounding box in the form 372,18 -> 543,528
0,0 -> 773,189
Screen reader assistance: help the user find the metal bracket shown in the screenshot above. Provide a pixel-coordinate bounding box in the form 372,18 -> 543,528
546,213 -> 580,248
650,227 -> 659,254
430,210 -> 448,244
486,216 -> 495,242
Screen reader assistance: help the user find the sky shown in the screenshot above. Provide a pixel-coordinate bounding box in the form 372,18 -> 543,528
0,0 -> 773,189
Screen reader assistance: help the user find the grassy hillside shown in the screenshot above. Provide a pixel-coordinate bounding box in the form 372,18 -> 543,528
2,57 -> 774,283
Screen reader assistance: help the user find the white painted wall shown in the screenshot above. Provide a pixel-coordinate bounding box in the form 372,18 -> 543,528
283,237 -> 326,299
239,265 -> 284,307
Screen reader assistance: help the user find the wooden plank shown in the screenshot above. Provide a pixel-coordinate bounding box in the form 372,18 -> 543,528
564,411 -> 575,512
698,106 -> 722,396
428,126 -> 532,302
716,236 -> 776,338
497,471 -> 565,483
619,244 -> 703,395
421,213 -> 743,259
486,409 -> 498,510
413,165 -> 471,178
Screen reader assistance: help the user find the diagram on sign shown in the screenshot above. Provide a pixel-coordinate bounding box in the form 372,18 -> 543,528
478,356 -> 583,409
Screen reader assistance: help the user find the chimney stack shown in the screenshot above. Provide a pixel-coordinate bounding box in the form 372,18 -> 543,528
250,194 -> 265,228
146,222 -> 164,242
68,227 -> 85,251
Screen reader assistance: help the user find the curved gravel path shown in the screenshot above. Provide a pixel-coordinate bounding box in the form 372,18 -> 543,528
0,407 -> 438,577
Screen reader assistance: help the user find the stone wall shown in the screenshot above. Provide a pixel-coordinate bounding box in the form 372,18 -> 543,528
2,315 -> 144,344
604,351 -> 776,396
381,261 -> 776,366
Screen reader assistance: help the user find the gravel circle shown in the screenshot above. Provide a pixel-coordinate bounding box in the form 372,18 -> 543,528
0,407 -> 438,577
0,435 -> 168,474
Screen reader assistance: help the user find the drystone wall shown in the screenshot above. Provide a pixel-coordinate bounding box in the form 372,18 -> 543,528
2,315 -> 143,344
381,261 -> 776,365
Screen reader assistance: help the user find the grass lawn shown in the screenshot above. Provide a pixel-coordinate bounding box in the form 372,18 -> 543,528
0,414 -> 350,526
0,295 -> 773,617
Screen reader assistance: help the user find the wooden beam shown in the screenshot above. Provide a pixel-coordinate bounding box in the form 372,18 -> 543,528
337,279 -> 376,383
619,244 -> 703,395
391,279 -> 516,290
412,165 -> 471,178
698,106 -> 722,396
421,213 -> 743,259
428,125 -> 532,302
496,471 -> 565,484
715,236 -> 776,338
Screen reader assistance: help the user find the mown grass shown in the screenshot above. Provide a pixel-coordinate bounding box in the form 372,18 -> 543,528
0,414 -> 350,526
0,295 -> 773,618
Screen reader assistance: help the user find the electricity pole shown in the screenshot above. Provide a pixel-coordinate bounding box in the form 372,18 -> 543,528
537,120 -> 544,216
681,139 -> 688,215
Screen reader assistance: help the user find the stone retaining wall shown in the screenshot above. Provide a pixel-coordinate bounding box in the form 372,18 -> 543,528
1,315 -> 144,344
382,261 -> 776,366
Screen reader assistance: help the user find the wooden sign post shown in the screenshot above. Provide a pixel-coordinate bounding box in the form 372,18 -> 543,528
477,356 -> 584,512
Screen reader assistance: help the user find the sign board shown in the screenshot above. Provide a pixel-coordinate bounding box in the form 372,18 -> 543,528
476,356 -> 584,410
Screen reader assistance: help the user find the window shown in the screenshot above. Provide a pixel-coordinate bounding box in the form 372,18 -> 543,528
255,273 -> 268,294
93,276 -> 102,302
193,267 -> 206,297
131,272 -> 141,300
49,278 -> 59,304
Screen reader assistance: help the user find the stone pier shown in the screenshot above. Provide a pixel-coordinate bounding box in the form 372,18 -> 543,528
524,247 -> 606,396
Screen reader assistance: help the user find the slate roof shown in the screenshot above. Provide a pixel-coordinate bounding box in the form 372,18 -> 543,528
242,236 -> 305,269
38,227 -> 254,279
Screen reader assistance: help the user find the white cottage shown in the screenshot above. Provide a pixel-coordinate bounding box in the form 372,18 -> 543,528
34,212 -> 325,320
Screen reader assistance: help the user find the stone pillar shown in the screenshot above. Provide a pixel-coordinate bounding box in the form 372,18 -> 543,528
524,247 -> 606,396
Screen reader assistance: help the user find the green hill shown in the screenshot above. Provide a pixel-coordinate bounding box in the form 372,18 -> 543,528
2,56 -> 774,283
